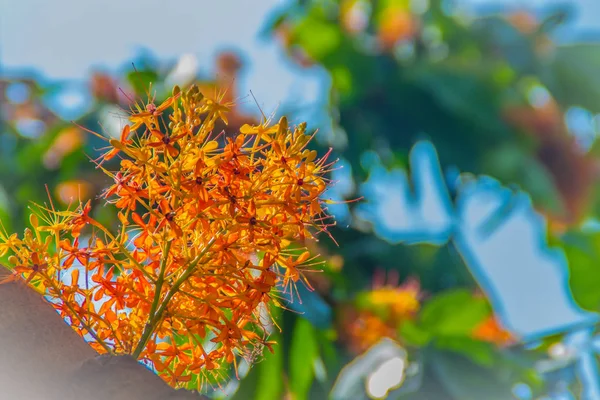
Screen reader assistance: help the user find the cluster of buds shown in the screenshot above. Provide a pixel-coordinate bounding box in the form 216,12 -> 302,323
0,85 -> 336,389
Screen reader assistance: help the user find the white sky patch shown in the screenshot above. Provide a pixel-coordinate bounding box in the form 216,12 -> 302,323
99,104 -> 131,139
366,356 -> 406,399
165,53 -> 200,88
45,85 -> 92,121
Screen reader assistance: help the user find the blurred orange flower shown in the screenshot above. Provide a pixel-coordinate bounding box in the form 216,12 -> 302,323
341,272 -> 423,353
346,311 -> 396,353
377,7 -> 417,50
55,180 -> 93,205
367,277 -> 421,320
43,126 -> 85,169
472,316 -> 514,346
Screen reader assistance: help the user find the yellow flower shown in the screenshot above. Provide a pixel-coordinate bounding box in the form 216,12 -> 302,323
367,286 -> 420,320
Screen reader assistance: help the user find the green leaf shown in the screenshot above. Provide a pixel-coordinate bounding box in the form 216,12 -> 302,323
420,289 -> 490,337
289,318 -> 318,400
434,336 -> 496,367
562,231 -> 600,311
255,335 -> 284,400
399,320 -> 432,347
407,64 -> 509,138
431,351 -> 518,400
292,18 -> 341,61
537,9 -> 570,34
546,44 -> 600,113
316,329 -> 339,378
472,16 -> 538,74
484,144 -> 563,215
126,69 -> 159,96
331,66 -> 353,96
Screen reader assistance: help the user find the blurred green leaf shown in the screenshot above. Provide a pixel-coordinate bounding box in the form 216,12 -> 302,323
289,318 -> 318,400
407,64 -> 508,137
484,144 -> 563,215
472,16 -> 538,74
399,320 -> 432,347
431,351 -> 517,400
434,337 -> 496,367
420,289 -> 490,337
316,329 -> 339,380
538,9 -> 570,34
292,18 -> 341,61
126,69 -> 159,96
255,335 -> 284,400
561,231 -> 600,311
546,44 -> 600,113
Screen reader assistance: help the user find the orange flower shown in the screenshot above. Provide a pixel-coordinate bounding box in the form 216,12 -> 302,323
340,273 -> 422,354
345,310 -> 396,354
367,271 -> 422,323
472,316 -> 514,346
69,200 -> 95,238
0,83 -> 338,391
377,7 -> 417,49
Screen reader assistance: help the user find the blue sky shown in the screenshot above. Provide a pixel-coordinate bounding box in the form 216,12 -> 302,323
1,0 -> 325,116
3,0 -> 599,114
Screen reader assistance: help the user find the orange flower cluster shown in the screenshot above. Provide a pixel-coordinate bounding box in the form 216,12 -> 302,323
343,275 -> 422,353
0,84 -> 335,389
345,311 -> 397,354
365,278 -> 421,322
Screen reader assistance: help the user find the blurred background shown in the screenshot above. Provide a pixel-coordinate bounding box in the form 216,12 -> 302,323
4,0 -> 600,399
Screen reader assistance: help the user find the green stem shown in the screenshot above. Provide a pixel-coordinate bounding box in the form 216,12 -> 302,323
149,241 -> 171,318
132,235 -> 217,359
131,240 -> 171,359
